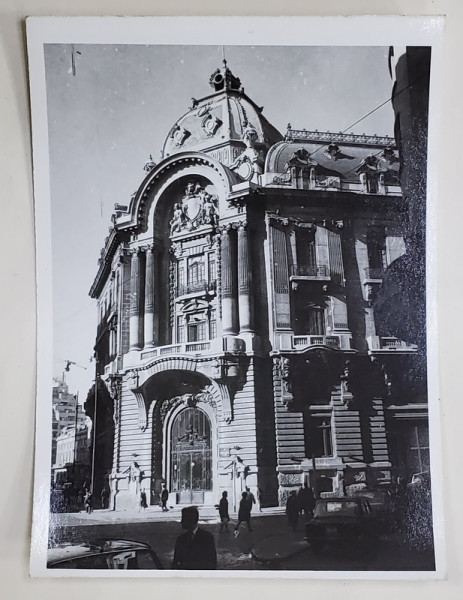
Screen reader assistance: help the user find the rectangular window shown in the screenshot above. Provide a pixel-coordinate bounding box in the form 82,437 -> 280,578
208,260 -> 216,284
177,264 -> 185,295
177,316 -> 185,343
296,229 -> 316,271
408,424 -> 430,474
308,307 -> 325,335
188,260 -> 205,285
305,413 -> 333,458
367,228 -> 387,270
187,322 -> 206,342
210,319 -> 217,339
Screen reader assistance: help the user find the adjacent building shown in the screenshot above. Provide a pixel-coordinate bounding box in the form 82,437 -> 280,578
86,58 -> 429,511
52,423 -> 91,488
51,377 -> 87,468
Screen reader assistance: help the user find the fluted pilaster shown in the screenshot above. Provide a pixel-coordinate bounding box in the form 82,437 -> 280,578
237,222 -> 254,332
144,244 -> 155,348
221,226 -> 238,335
129,248 -> 142,350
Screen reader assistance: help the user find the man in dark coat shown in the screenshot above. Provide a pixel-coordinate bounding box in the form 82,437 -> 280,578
161,484 -> 169,512
234,491 -> 253,534
172,506 -> 217,570
286,490 -> 300,532
298,482 -> 316,520
218,491 -> 230,533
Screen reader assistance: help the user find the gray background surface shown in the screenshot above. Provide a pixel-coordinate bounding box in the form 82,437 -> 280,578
0,1 -> 462,598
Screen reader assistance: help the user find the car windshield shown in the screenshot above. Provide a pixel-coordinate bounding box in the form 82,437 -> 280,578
314,500 -> 360,518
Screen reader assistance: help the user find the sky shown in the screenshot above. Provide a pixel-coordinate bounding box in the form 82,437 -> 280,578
44,44 -> 395,399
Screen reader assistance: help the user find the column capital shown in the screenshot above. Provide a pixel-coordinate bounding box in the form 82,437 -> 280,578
142,242 -> 158,254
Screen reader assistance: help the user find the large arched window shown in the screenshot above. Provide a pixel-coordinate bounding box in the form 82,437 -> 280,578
170,407 -> 212,504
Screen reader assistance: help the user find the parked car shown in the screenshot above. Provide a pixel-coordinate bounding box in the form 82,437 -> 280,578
348,488 -> 393,531
305,497 -> 378,555
47,539 -> 163,570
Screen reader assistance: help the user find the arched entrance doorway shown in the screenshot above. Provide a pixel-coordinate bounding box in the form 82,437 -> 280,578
170,407 -> 212,504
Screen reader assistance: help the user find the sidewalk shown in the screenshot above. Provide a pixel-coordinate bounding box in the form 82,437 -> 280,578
50,505 -> 286,527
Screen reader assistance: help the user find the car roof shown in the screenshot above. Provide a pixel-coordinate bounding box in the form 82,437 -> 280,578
48,539 -> 152,564
316,496 -> 363,502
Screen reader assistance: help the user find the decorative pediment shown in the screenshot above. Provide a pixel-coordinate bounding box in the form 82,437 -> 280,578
181,298 -> 210,313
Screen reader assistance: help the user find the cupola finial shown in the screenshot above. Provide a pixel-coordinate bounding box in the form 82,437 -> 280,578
209,54 -> 241,92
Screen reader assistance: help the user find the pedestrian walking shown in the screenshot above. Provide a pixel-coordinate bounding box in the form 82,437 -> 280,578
84,489 -> 93,514
218,491 -> 230,533
140,488 -> 148,511
172,506 -> 217,570
234,491 -> 253,534
245,486 -> 256,509
100,486 -> 109,509
161,484 -> 169,512
286,490 -> 300,532
298,482 -> 315,520
257,486 -> 263,512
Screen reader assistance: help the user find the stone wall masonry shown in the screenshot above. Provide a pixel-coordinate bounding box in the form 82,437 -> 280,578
332,391 -> 364,462
368,397 -> 390,464
217,360 -> 258,487
273,361 -> 306,468
117,385 -> 152,477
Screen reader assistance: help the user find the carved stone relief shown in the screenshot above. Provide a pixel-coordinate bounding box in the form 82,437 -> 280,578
169,182 -> 219,235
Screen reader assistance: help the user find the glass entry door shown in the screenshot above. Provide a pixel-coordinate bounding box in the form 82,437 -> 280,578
171,408 -> 212,504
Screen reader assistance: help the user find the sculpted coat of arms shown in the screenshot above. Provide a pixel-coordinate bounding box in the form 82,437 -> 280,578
170,182 -> 219,235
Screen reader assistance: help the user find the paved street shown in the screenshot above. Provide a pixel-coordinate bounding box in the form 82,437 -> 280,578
49,508 -> 435,571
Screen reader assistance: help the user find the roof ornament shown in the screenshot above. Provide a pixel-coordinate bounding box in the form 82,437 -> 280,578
324,144 -> 355,162
381,147 -> 399,165
209,56 -> 241,92
230,125 -> 264,181
143,154 -> 157,173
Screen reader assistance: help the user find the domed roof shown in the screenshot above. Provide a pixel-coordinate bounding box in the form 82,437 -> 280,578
265,129 -> 399,184
162,61 -> 283,165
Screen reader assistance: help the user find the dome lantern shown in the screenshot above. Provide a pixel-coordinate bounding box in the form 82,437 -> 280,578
209,59 -> 242,92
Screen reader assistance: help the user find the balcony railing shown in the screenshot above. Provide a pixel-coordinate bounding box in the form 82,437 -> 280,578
380,337 -> 417,350
290,265 -> 329,278
293,335 -> 340,349
177,280 -> 217,296
364,267 -> 385,280
139,341 -> 213,360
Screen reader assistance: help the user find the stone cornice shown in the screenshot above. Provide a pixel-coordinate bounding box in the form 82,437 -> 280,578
89,229 -> 128,299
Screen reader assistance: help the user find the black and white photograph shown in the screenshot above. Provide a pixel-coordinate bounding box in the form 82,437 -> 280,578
27,16 -> 445,577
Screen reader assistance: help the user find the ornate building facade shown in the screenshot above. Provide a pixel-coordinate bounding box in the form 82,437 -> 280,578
87,60 -> 427,511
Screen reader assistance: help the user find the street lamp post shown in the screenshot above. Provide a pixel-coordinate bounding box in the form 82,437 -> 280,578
90,353 -> 99,495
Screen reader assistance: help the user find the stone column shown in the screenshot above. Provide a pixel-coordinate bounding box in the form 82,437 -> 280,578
237,222 -> 254,332
144,244 -> 155,348
129,248 -> 142,350
221,226 -> 238,335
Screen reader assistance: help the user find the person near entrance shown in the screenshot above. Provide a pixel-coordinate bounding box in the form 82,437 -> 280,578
218,491 -> 230,533
172,506 -> 217,570
161,484 -> 169,512
234,491 -> 253,534
297,482 -> 316,520
245,486 -> 256,509
286,490 -> 300,532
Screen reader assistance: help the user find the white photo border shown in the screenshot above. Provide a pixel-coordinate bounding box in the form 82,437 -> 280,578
27,15 -> 445,579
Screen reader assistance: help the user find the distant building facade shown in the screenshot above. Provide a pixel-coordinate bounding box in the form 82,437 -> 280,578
52,423 -> 91,487
51,377 -> 86,467
87,60 -> 429,510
